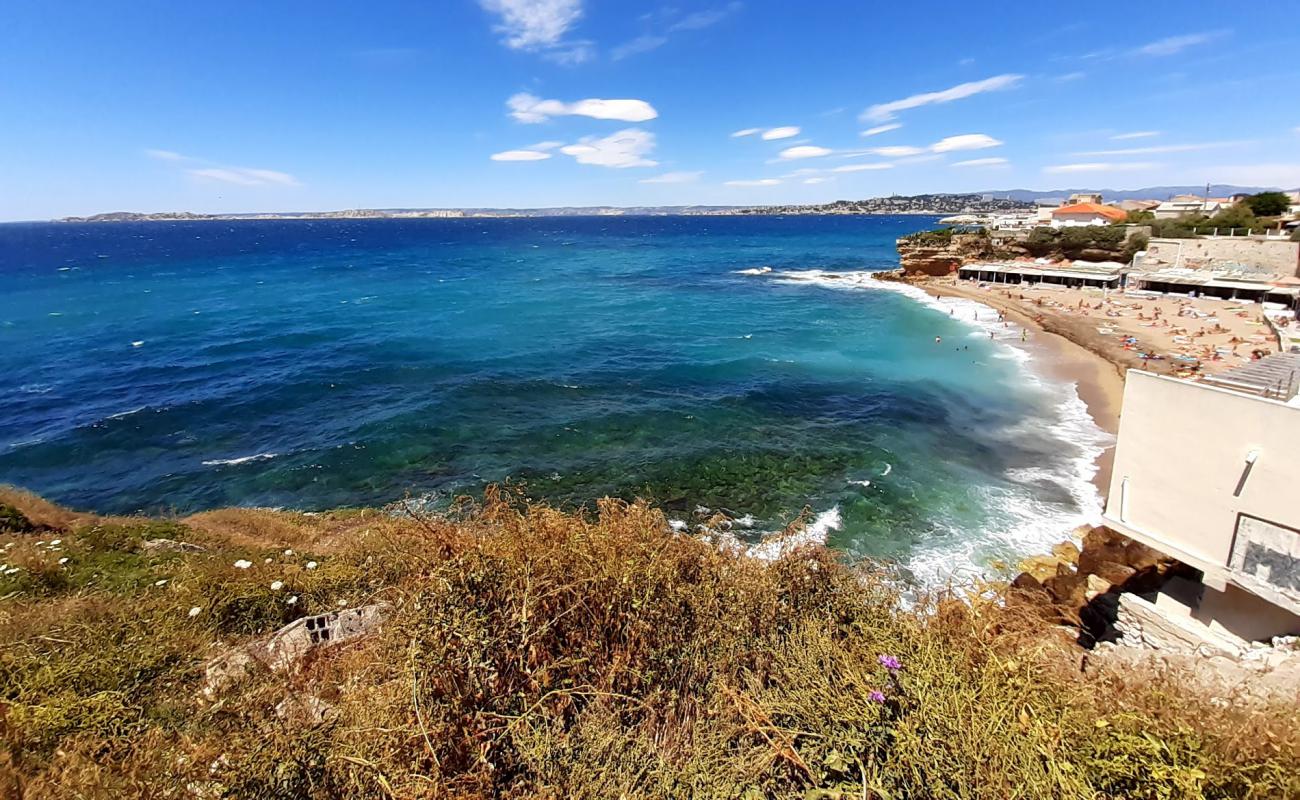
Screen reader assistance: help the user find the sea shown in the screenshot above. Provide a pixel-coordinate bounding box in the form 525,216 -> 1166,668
0,215 -> 1110,583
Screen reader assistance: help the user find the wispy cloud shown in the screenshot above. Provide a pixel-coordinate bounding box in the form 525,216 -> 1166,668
761,126 -> 800,140
1054,71 -> 1086,83
860,123 -> 902,137
639,170 -> 702,184
479,0 -> 592,63
188,167 -> 299,186
952,157 -> 1008,167
861,74 -> 1023,122
930,133 -> 1002,153
731,127 -> 761,138
508,93 -> 658,123
147,150 -> 300,187
867,146 -> 925,157
560,128 -> 658,168
1133,31 -> 1224,57
490,149 -> 552,161
611,2 -> 741,60
803,177 -> 830,184
832,163 -> 893,172
1044,162 -> 1159,174
724,178 -> 781,186
1111,130 -> 1160,140
1072,140 -> 1246,157
777,145 -> 833,160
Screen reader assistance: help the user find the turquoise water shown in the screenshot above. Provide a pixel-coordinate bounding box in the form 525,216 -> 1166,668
0,216 -> 1107,581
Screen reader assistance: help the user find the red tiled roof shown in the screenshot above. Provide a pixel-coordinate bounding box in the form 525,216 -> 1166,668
1051,203 -> 1127,221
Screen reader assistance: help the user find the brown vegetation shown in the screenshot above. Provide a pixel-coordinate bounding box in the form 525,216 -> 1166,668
0,485 -> 1296,798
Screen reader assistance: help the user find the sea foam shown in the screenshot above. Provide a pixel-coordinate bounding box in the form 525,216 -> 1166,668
749,268 -> 1111,586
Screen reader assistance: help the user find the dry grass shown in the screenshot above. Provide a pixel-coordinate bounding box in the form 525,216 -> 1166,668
0,485 -> 1296,799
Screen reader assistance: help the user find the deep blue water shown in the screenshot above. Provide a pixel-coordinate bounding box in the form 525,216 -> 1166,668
0,216 -> 1106,580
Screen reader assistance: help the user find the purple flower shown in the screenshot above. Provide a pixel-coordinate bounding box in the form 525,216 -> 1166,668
878,654 -> 901,672
868,690 -> 886,703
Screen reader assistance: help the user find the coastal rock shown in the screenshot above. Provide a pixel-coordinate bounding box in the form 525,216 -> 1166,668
143,538 -> 207,554
896,233 -> 992,276
1042,566 -> 1088,608
203,603 -> 389,698
1091,560 -> 1138,587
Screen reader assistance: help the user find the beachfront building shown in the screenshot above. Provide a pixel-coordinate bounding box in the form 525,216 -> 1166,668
1048,203 -> 1127,228
1128,236 -> 1300,308
957,260 -> 1123,289
1103,361 -> 1300,644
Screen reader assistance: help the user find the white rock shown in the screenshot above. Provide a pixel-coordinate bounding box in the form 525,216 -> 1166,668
305,561 -> 318,570
270,580 -> 284,591
233,559 -> 252,569
188,606 -> 202,618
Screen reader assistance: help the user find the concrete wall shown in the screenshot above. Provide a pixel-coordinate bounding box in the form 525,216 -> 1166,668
1103,371 -> 1300,615
1144,237 -> 1300,277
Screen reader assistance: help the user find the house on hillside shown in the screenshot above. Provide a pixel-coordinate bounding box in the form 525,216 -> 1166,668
1067,192 -> 1104,205
1049,202 -> 1127,228
1154,195 -> 1230,219
1117,199 -> 1161,213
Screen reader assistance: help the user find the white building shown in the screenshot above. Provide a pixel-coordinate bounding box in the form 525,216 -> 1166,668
1103,361 -> 1300,643
1049,202 -> 1127,228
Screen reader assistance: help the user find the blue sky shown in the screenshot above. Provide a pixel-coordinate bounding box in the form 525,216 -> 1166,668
3,1 -> 1299,219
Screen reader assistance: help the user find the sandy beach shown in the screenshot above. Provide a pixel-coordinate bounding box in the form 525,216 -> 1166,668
913,274 -> 1286,496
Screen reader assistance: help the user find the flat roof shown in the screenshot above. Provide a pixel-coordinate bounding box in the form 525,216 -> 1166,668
959,263 -> 1121,280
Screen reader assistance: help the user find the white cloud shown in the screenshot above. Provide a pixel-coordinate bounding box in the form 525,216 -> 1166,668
1043,162 -> 1159,174
724,178 -> 781,186
188,167 -> 300,186
560,128 -> 658,168
869,145 -> 925,157
761,126 -> 800,140
145,149 -> 187,162
1133,31 -> 1222,57
860,123 -> 901,137
861,74 -> 1023,122
490,149 -> 552,161
952,157 -> 1008,167
528,140 -> 565,151
930,133 -> 1002,153
479,0 -> 586,59
507,93 -> 659,124
803,177 -> 830,184
777,145 -> 833,160
1055,71 -> 1086,82
731,128 -> 761,138
639,170 -> 702,184
1111,130 -> 1160,140
832,163 -> 893,172
1072,141 -> 1245,157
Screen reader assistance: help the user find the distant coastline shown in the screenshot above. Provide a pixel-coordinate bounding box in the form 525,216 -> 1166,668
54,193 -> 1028,223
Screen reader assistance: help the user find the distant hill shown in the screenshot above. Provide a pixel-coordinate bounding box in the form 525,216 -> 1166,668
978,185 -> 1286,203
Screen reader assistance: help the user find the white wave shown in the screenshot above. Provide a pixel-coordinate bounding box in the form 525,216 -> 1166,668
881,463 -> 893,477
733,266 -> 773,276
848,479 -> 872,487
105,406 -> 147,420
202,452 -> 279,467
748,506 -> 841,561
756,268 -> 1113,588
